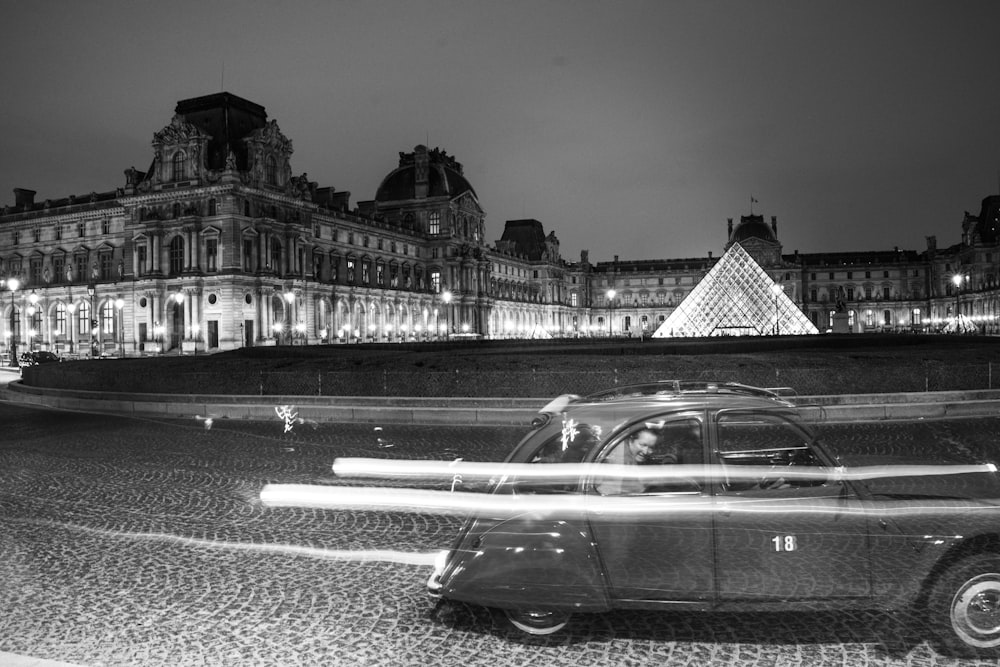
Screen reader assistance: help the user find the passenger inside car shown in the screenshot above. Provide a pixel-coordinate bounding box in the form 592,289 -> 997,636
596,420 -> 703,495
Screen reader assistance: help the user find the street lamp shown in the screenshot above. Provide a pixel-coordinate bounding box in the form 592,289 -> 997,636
153,321 -> 164,354
27,292 -> 39,351
87,283 -> 96,359
172,291 -> 185,352
633,298 -> 640,339
115,298 -> 125,357
7,277 -> 19,366
952,273 -> 965,332
606,288 -> 616,337
441,289 -> 452,339
283,291 -> 295,344
67,302 -> 76,354
770,283 -> 783,335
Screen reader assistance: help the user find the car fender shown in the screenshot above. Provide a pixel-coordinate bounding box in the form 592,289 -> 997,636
440,516 -> 610,612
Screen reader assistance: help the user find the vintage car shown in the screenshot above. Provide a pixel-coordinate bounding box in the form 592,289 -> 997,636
427,381 -> 1000,656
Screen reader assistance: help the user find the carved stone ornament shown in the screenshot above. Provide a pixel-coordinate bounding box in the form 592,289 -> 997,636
286,173 -> 314,200
152,114 -> 211,147
246,119 -> 293,156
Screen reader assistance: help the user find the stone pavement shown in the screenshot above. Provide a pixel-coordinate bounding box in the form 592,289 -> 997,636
3,391 -> 1000,665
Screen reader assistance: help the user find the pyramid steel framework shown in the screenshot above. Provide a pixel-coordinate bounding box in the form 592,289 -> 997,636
651,242 -> 819,338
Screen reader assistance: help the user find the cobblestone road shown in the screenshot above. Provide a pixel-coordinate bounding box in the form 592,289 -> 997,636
1,401 -> 1000,666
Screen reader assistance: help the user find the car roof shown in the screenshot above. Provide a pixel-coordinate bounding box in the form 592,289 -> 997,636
540,381 -> 796,416
526,381 -> 800,434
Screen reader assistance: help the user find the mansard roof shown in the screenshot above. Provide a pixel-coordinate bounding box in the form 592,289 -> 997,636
173,92 -> 269,171
499,219 -> 548,261
974,195 -> 1000,244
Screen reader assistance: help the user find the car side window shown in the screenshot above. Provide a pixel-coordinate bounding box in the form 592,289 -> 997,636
715,413 -> 831,494
593,416 -> 703,496
515,422 -> 604,494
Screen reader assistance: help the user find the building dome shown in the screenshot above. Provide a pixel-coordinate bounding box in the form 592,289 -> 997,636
730,214 -> 777,243
374,145 -> 476,202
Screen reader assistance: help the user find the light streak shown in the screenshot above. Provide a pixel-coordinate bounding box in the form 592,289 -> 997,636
4,517 -> 438,566
259,483 -> 1000,519
332,458 -> 997,485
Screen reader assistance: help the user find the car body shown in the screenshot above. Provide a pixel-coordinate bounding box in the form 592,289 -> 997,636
18,350 -> 62,367
428,381 -> 1000,655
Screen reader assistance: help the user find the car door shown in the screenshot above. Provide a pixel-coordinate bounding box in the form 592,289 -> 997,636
710,410 -> 872,602
586,412 -> 716,602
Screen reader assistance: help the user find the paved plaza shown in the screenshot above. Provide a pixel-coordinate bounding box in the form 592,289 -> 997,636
2,397 -> 1000,666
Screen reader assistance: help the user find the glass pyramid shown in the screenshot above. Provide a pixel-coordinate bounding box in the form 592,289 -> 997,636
651,242 -> 819,338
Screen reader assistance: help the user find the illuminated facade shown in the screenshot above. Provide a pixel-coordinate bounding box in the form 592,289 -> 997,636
0,91 -> 998,358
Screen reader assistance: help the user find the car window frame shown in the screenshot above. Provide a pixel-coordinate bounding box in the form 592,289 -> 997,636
710,408 -> 844,498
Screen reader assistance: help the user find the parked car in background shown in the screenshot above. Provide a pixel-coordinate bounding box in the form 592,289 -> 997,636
18,351 -> 62,368
428,381 -> 1000,657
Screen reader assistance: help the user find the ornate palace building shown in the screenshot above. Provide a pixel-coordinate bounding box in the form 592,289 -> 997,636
1,92 -> 997,358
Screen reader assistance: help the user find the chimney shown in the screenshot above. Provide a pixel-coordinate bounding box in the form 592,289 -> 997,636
771,215 -> 778,235
614,255 -> 619,263
14,188 -> 36,210
727,218 -> 733,236
708,251 -> 713,259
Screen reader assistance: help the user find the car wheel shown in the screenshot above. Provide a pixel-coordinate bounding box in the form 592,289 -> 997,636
929,554 -> 1000,656
503,608 -> 571,635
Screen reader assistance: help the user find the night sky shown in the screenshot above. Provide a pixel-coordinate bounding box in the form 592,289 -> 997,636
2,1 -> 999,264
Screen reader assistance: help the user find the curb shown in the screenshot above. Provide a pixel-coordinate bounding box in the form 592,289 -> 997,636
4,379 -> 1000,425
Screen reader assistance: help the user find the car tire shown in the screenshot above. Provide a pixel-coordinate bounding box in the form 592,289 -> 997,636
928,554 -> 1000,656
502,608 -> 571,636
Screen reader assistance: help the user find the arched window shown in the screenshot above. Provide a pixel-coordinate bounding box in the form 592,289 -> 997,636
172,151 -> 186,181
169,236 -> 185,275
428,212 -> 440,235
